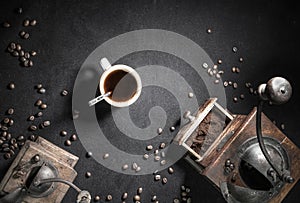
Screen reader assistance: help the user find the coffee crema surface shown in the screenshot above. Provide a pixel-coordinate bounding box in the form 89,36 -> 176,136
104,69 -> 138,102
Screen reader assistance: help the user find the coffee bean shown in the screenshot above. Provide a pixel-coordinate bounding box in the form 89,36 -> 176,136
152,195 -> 157,201
16,44 -> 22,51
65,139 -> 71,146
162,177 -> 168,184
30,51 -> 37,56
240,94 -> 245,100
6,133 -> 11,140
188,92 -> 194,98
239,57 -> 244,62
70,134 -> 77,141
106,195 -> 112,201
122,164 -> 129,170
133,195 -> 141,201
168,167 -> 174,174
137,187 -> 143,194
159,142 -> 166,149
28,115 -> 35,121
170,126 -> 175,131
146,145 -> 153,150
24,52 -> 30,59
29,134 -> 36,141
173,198 -> 180,203
7,46 -> 14,53
4,153 -> 11,159
35,99 -> 43,106
17,7 -> 23,14
19,31 -> 26,37
23,60 -> 29,67
122,192 -> 128,200
7,108 -> 14,115
12,51 -> 19,57
61,90 -> 68,96
23,32 -> 30,39
17,135 -> 25,141
233,97 -> 238,103
30,19 -> 37,26
40,103 -> 47,109
154,174 -> 161,181
157,127 -> 163,135
38,88 -> 46,94
43,120 -> 51,127
160,160 -> 166,165
217,59 -> 222,64
207,28 -> 212,34
3,118 -> 10,124
103,153 -> 109,159
86,151 -> 93,158
29,125 -> 37,131
28,60 -> 33,67
94,196 -> 100,201
85,171 -> 91,178
8,119 -> 14,126
36,111 -> 43,117
233,82 -> 238,89
2,126 -> 8,131
36,84 -> 43,89
23,19 -> 30,27
3,22 -> 11,28
19,50 -> 25,57
232,46 -> 238,53
60,130 -> 67,136
9,42 -> 16,50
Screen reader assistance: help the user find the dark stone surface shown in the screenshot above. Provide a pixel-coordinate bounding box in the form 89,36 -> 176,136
0,0 -> 299,202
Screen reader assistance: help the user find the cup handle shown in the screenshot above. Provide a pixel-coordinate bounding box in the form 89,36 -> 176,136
100,58 -> 111,71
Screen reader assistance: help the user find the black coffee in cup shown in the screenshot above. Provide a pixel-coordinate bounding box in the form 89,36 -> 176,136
104,69 -> 138,102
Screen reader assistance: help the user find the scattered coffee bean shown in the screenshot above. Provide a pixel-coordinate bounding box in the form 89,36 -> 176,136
170,126 -> 175,131
232,46 -> 238,53
162,177 -> 168,184
85,171 -> 91,178
132,162 -> 138,170
23,19 -> 30,27
122,164 -> 129,170
168,167 -> 174,174
40,103 -> 47,109
233,97 -> 238,103
23,32 -> 30,39
60,130 -> 67,136
173,198 -> 180,203
17,135 -> 25,141
94,195 -> 100,201
70,134 -> 77,141
281,123 -> 285,130
28,115 -> 35,121
43,120 -> 51,127
12,50 -> 19,57
61,90 -> 68,96
122,192 -> 128,200
154,174 -> 161,181
6,108 -> 14,115
3,22 -> 11,28
202,62 -> 208,69
154,155 -> 160,161
24,52 -> 30,59
152,195 -> 157,201
38,87 -> 46,94
36,84 -> 43,89
188,92 -> 194,98
133,195 -> 141,201
19,50 -> 25,56
23,60 -> 29,67
30,19 -> 37,26
214,79 -> 220,84
103,153 -> 109,159
8,119 -> 14,126
223,81 -> 228,87
16,44 -> 21,51
106,195 -> 112,201
217,59 -> 222,64
1,126 -> 8,131
86,151 -> 93,158
228,81 -> 233,86
143,153 -> 149,159
137,187 -> 143,194
146,145 -> 153,150
207,28 -> 212,34
157,127 -> 163,135
4,153 -> 11,159
19,56 -> 26,62
35,99 -> 43,106
17,7 -> 23,14
233,82 -> 238,89
239,57 -> 244,62
19,30 -> 26,37
29,134 -> 36,141
28,60 -> 33,67
240,94 -> 245,100
159,142 -> 166,149
36,111 -> 43,117
65,139 -> 71,146
29,125 -> 37,131
30,51 -> 37,56
160,160 -> 166,165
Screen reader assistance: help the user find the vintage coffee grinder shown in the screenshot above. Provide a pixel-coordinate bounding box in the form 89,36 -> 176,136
0,136 -> 91,203
174,77 -> 300,203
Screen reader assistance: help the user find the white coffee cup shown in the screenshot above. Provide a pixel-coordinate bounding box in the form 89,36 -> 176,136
98,57 -> 142,107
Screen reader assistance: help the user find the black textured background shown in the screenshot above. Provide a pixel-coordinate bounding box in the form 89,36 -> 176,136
0,0 -> 299,202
